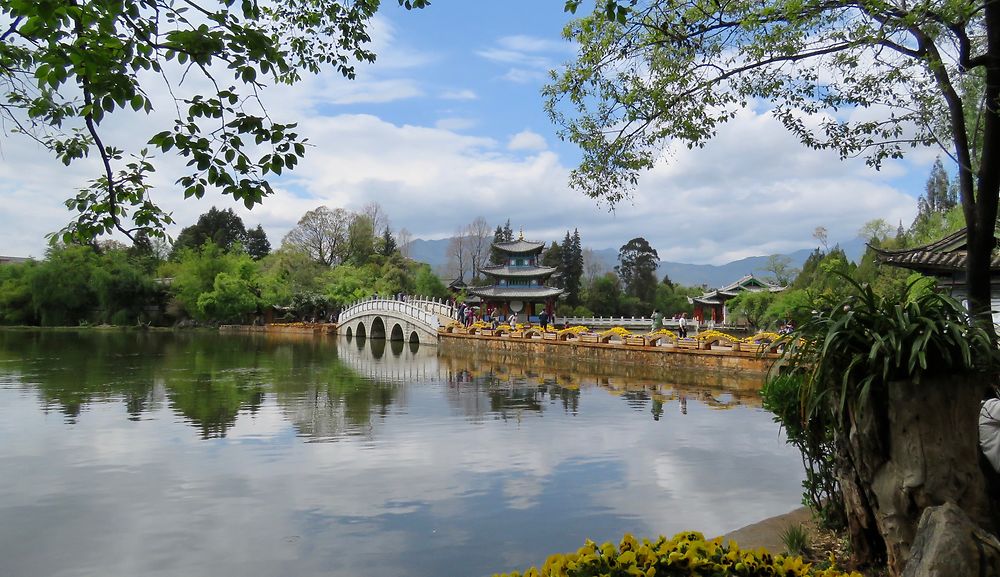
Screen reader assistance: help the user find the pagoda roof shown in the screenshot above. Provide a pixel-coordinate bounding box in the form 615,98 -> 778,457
479,265 -> 558,278
873,228 -> 1000,273
689,274 -> 783,305
492,239 -> 545,254
468,286 -> 564,300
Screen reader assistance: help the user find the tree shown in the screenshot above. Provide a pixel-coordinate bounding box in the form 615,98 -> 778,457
244,225 -> 271,261
551,1 -> 1000,335
282,206 -> 349,266
585,272 -> 622,316
379,226 -> 397,257
616,237 -> 659,304
760,254 -> 797,286
446,229 -> 470,281
490,220 -> 515,264
727,291 -> 777,330
397,228 -> 413,259
565,228 -> 585,306
1,0 -> 427,244
465,217 -> 492,281
813,227 -> 829,254
919,157 -> 958,217
345,213 -> 376,267
171,207 -> 249,258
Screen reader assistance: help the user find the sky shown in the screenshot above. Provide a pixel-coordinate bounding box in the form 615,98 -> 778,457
1,0 -> 934,265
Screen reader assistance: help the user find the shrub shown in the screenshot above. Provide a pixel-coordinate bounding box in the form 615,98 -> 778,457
761,373 -> 845,529
492,531 -> 861,577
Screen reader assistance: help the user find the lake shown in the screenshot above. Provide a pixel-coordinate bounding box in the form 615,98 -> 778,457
0,330 -> 804,577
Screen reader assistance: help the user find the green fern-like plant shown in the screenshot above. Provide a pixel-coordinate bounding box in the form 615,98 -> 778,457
782,274 -> 996,424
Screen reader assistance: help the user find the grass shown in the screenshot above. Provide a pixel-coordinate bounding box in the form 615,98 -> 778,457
780,523 -> 810,556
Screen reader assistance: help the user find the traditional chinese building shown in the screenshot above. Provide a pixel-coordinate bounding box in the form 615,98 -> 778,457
873,227 -> 1000,324
469,237 -> 563,322
689,274 -> 784,325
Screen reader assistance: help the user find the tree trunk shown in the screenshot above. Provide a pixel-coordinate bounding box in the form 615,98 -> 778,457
840,373 -> 990,576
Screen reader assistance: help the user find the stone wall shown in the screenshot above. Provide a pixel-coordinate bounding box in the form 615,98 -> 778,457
439,333 -> 777,376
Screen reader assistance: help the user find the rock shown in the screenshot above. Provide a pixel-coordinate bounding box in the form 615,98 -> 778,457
902,502 -> 1000,577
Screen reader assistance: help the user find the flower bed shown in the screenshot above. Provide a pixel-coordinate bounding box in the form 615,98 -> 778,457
492,531 -> 861,577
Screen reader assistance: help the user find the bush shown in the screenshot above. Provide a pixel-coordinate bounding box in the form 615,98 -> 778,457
761,373 -> 845,529
492,531 -> 861,577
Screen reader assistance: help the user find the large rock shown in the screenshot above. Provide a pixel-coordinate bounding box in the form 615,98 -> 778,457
902,502 -> 1000,577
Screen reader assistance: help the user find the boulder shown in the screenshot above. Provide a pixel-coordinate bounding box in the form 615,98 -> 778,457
903,502 -> 1000,577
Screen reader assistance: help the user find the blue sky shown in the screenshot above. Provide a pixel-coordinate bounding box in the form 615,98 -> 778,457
1,1 -> 932,266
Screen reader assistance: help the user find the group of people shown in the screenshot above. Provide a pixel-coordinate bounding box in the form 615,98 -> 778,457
651,310 -> 688,337
454,303 -> 561,330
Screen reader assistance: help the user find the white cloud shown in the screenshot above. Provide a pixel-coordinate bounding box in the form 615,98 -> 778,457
440,89 -> 477,101
507,130 -> 548,151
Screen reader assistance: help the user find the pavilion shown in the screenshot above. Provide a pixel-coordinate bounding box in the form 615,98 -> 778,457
469,237 -> 563,323
689,274 -> 784,325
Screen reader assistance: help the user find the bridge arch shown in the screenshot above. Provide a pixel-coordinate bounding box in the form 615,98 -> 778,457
390,323 -> 404,342
355,321 -> 367,339
371,317 -> 387,340
345,325 -> 353,339
409,331 -> 419,344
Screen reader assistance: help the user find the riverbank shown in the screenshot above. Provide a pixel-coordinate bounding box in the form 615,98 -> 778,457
439,331 -> 779,375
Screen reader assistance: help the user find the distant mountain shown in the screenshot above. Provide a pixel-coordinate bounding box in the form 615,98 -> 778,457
405,238 -> 452,269
403,236 -> 868,289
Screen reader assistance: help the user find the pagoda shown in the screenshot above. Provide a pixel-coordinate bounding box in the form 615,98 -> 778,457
469,236 -> 563,323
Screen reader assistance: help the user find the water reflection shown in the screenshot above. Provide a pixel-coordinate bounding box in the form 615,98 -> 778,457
0,330 -> 802,577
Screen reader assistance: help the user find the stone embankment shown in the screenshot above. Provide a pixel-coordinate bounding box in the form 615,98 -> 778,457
219,323 -> 336,335
438,330 -> 779,375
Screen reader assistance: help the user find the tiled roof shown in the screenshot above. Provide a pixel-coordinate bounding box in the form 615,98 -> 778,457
479,265 -> 558,278
492,239 -> 545,254
873,228 -> 1000,272
468,286 -> 564,299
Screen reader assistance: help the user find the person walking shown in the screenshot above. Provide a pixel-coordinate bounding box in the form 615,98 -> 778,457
539,309 -> 549,331
678,313 -> 688,338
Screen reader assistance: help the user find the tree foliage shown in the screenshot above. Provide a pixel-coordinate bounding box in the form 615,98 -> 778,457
552,0 -> 1000,330
282,206 -> 349,266
0,0 -> 426,244
616,236 -> 659,304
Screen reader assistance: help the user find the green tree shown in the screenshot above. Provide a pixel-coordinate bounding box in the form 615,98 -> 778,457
258,246 -> 326,307
615,237 -> 658,304
584,272 -> 622,316
413,264 -> 448,298
0,260 -> 38,325
196,267 -> 260,323
91,247 -> 158,324
551,0 -> 1000,335
379,226 -> 397,257
1,0 -> 427,244
244,225 -> 271,261
170,207 -> 249,258
169,242 -> 255,320
727,291 -> 776,330
28,244 -> 100,325
345,214 -> 376,266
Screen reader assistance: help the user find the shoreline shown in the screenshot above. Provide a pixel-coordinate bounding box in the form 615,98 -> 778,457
718,506 -> 813,553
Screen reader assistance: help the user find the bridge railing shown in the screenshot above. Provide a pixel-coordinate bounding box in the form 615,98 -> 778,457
339,296 -> 450,329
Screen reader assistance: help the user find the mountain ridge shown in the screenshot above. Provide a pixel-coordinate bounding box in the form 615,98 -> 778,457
405,236 -> 868,288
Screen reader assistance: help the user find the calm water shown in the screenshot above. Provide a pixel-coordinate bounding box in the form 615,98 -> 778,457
0,330 -> 804,577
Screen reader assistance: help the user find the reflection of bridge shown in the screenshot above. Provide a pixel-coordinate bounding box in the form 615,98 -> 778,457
338,296 -> 455,345
336,336 -> 443,383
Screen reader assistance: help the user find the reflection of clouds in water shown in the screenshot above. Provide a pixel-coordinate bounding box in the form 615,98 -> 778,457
0,333 -> 805,577
502,474 -> 545,510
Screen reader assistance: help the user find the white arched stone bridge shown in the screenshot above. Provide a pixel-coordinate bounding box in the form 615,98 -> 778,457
337,296 -> 455,345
